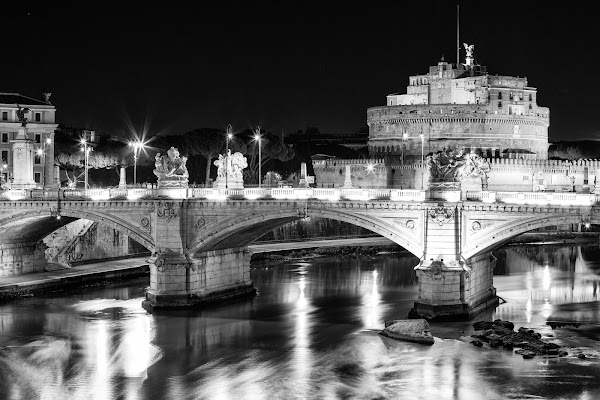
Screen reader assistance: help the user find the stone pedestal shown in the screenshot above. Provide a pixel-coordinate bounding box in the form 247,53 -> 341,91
10,127 -> 37,189
411,253 -> 498,320
0,241 -> 48,277
341,165 -> 353,188
213,175 -> 244,189
119,167 -> 127,188
142,247 -> 255,311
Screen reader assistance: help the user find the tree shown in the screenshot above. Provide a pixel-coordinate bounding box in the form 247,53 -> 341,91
242,129 -> 295,184
183,128 -> 246,184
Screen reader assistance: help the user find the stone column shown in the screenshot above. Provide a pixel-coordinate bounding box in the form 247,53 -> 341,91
142,201 -> 254,311
10,126 -> 37,188
119,167 -> 127,188
341,165 -> 353,188
410,205 -> 498,320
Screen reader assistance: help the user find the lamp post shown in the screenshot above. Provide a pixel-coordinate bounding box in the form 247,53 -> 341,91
419,133 -> 424,190
367,164 -> 375,188
254,126 -> 262,188
80,138 -> 90,189
401,132 -> 408,189
225,124 -> 233,189
128,141 -> 144,186
36,137 -> 52,188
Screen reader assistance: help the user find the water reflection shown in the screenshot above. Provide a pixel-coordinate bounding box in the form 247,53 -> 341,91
0,245 -> 599,399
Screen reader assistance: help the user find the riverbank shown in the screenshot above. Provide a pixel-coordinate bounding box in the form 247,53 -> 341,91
0,257 -> 149,301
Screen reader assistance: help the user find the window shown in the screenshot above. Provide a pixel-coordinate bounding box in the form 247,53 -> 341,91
35,113 -> 41,122
498,102 -> 502,108
1,150 -> 7,162
34,172 -> 41,183
529,94 -> 533,101
1,133 -> 8,143
34,154 -> 41,164
1,112 -> 7,121
35,134 -> 41,144
497,92 -> 502,100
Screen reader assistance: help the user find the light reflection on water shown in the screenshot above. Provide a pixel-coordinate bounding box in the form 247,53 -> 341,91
0,244 -> 598,399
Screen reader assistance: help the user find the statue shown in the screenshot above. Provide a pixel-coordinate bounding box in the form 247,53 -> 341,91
153,147 -> 189,187
16,105 -> 30,127
426,148 -> 491,190
463,43 -> 474,58
212,150 -> 247,189
43,93 -> 52,104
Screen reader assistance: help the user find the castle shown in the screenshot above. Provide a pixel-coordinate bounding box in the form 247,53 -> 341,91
313,46 -> 598,193
367,45 -> 549,161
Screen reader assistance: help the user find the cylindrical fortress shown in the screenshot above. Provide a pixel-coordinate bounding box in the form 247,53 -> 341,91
367,55 -> 550,160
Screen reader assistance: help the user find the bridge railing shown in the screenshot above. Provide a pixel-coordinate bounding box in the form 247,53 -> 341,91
0,187 -> 597,206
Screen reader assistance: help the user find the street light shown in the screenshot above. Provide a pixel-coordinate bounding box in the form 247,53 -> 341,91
419,133 -> 424,189
225,124 -> 233,189
254,126 -> 262,188
36,137 -> 52,188
401,132 -> 408,189
367,164 -> 375,188
80,138 -> 90,189
128,140 -> 145,186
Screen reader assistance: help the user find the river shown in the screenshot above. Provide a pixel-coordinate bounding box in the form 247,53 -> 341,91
0,242 -> 599,400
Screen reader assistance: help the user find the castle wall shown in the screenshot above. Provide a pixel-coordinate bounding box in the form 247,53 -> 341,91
312,158 -> 600,192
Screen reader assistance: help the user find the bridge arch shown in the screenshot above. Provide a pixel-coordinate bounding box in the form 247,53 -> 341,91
463,213 -> 589,260
189,207 -> 424,258
0,209 -> 156,252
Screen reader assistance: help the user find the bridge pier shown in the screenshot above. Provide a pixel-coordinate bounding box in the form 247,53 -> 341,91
142,247 -> 255,311
411,252 -> 498,320
0,241 -> 48,277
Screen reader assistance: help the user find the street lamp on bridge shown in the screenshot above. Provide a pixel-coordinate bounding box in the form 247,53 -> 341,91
225,124 -> 233,189
254,126 -> 262,188
129,140 -> 145,186
36,137 -> 52,187
80,138 -> 91,189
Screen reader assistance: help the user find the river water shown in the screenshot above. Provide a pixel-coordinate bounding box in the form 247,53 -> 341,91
0,242 -> 599,400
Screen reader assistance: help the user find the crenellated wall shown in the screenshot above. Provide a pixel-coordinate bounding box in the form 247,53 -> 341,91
312,158 -> 600,192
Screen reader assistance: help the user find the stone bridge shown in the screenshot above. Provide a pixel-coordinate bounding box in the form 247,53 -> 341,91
0,187 -> 598,320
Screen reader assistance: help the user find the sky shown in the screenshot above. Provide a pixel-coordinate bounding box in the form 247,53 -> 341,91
3,1 -> 599,142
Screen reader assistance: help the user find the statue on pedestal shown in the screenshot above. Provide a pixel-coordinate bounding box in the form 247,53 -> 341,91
16,105 -> 30,127
213,150 -> 247,189
153,147 -> 189,187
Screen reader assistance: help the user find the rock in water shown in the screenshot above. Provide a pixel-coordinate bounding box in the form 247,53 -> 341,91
379,319 -> 434,345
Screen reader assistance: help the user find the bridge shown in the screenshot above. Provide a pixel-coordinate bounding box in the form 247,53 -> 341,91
1,186 -> 598,320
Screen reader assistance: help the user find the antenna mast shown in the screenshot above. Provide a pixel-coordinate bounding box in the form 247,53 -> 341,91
456,3 -> 460,66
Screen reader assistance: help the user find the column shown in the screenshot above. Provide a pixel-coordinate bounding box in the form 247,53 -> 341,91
10,127 -> 37,188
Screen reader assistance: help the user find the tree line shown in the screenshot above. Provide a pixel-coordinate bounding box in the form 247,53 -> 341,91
53,127 -> 297,187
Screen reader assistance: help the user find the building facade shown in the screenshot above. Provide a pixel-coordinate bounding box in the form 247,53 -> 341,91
367,48 -> 550,160
0,93 -> 58,187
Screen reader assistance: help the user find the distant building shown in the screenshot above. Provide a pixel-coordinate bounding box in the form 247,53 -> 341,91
284,128 -> 368,150
0,93 -> 58,186
367,48 -> 549,160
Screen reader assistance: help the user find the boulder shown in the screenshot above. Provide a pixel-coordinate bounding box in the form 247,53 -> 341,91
380,319 -> 434,345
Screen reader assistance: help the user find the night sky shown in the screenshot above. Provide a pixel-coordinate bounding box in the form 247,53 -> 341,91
3,1 -> 599,142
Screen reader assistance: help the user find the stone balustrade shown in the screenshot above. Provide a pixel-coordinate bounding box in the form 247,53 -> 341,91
1,187 -> 598,206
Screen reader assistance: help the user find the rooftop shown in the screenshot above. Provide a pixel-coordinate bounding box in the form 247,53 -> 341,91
0,93 -> 51,106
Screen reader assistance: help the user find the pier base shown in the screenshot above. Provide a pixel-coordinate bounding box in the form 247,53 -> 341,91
142,247 -> 255,311
410,252 -> 499,321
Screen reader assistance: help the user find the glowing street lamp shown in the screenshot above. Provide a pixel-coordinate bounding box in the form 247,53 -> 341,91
225,124 -> 233,189
419,133 -> 425,189
80,138 -> 91,189
254,126 -> 262,188
367,164 -> 375,188
401,132 -> 409,189
129,140 -> 145,186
